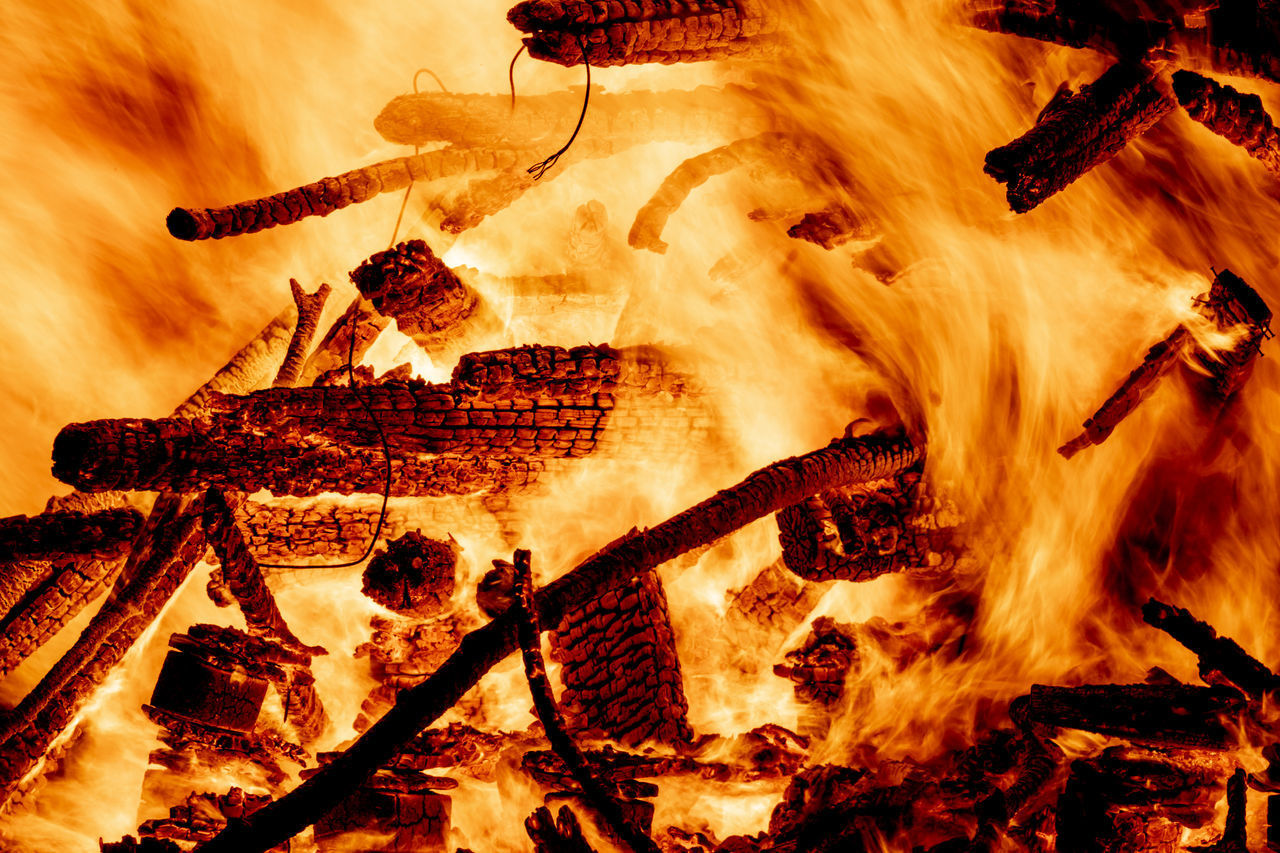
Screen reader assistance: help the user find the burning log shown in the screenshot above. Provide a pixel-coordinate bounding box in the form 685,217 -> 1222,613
628,132 -> 803,254
507,0 -> 787,68
0,506 -> 142,563
969,0 -> 1171,57
722,561 -> 824,660
193,429 -> 919,852
297,296 -> 390,387
1174,70 -> 1280,175
362,532 -> 458,618
1026,683 -> 1245,750
235,498 -> 408,563
375,84 -> 771,149
0,492 -> 208,803
52,344 -> 696,497
1142,598 -> 1280,700
776,467 -> 960,582
203,489 -> 321,654
311,774 -> 451,852
984,61 -> 1174,213
165,147 -> 532,241
787,204 -> 878,250
272,280 -> 331,388
350,239 -> 496,359
1060,268 -> 1271,457
550,569 -> 694,746
514,549 -> 662,853
527,805 -> 596,853
135,788 -> 275,847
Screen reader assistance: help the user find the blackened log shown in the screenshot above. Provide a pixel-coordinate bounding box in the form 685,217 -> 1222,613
969,0 -> 1171,57
507,0 -> 787,68
192,429 -> 919,853
1143,598 -> 1280,699
513,549 -> 661,853
1027,683 -> 1245,749
236,498 -> 407,564
272,280 -> 331,388
0,507 -> 142,563
165,147 -> 533,241
984,62 -> 1174,213
1058,325 -> 1189,458
362,532 -> 458,617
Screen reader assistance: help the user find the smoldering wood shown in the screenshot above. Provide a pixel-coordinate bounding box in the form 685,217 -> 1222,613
1142,598 -> 1280,699
0,507 -> 142,563
1026,683 -> 1245,750
984,61 -> 1174,213
165,146 -> 534,241
52,344 -> 695,496
352,612 -> 473,734
350,239 -> 497,359
628,132 -> 805,254
272,280 -> 331,388
361,532 -> 458,618
507,0 -> 787,67
192,430 -> 920,853
513,549 -> 662,853
550,569 -> 693,746
374,84 -> 773,149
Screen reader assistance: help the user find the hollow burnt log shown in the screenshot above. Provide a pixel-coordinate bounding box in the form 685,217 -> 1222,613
193,429 -> 919,852
507,0 -> 788,68
984,61 -> 1174,213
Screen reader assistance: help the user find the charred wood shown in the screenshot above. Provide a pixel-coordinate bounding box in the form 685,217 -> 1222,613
1193,768 -> 1247,853
0,507 -> 142,564
362,532 -> 458,618
135,787 -> 274,846
1187,268 -> 1272,401
166,147 -> 533,241
272,279 -> 331,388
773,617 -> 858,707
507,0 -> 787,67
236,498 -> 408,564
628,132 -> 803,254
550,569 -> 693,746
969,0 -> 1171,57
313,781 -> 450,852
296,296 -> 390,388
1142,598 -> 1280,699
352,613 -> 473,733
514,549 -> 662,853
1027,683 -> 1245,750
192,429 -> 919,853
1174,70 -> 1280,174
527,805 -> 597,853
984,61 -> 1174,213
787,204 -> 878,250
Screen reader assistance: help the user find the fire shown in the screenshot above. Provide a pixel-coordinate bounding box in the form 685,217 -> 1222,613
4,0 -> 1280,851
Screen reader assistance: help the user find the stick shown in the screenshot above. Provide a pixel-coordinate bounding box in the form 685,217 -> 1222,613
272,280 -> 332,388
192,429 -> 919,852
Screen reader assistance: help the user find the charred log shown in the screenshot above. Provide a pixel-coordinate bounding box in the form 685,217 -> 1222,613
773,617 -> 858,738
0,507 -> 142,563
362,532 -> 458,618
350,240 -> 496,359
296,297 -> 390,388
236,498 -> 408,564
507,0 -> 787,68
984,61 -> 1174,213
1143,598 -> 1280,699
1027,683 -> 1245,750
550,569 -> 694,746
969,0 -> 1171,57
193,429 -> 919,852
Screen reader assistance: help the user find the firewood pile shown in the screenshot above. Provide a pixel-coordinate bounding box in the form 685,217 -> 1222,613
8,1 -> 1280,853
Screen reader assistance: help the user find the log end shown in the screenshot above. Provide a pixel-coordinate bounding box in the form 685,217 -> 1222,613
51,423 -> 99,490
166,207 -> 205,241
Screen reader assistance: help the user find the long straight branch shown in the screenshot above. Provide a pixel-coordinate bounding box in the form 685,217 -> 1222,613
193,429 -> 919,853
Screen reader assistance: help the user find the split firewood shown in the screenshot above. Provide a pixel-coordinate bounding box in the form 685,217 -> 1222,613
350,239 -> 498,359
375,84 -> 772,150
507,0 -> 788,67
1142,598 -> 1280,699
52,344 -> 693,495
272,280 -> 331,388
192,429 -> 919,853
1026,683 -> 1245,750
361,531 -> 458,618
984,61 -> 1174,213
787,204 -> 879,250
514,549 -> 662,853
550,569 -> 693,746
1060,268 -> 1271,457
628,132 -> 805,254
0,507 -> 142,564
